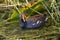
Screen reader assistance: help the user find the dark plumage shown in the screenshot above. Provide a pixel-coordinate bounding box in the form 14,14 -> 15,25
19,13 -> 50,29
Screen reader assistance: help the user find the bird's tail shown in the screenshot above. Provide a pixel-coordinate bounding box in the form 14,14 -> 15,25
42,13 -> 50,21
44,13 -> 50,17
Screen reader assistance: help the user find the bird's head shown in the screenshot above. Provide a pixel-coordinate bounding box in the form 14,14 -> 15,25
19,13 -> 27,28
19,13 -> 26,22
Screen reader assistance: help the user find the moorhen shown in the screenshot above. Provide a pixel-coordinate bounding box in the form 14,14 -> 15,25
19,13 -> 50,29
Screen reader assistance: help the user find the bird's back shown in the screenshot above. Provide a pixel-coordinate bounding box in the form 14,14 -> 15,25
27,14 -> 44,23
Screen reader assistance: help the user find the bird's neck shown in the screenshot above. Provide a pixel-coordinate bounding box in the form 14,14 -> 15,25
22,20 -> 27,29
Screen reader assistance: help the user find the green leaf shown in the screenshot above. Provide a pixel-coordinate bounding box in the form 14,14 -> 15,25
10,10 -> 19,19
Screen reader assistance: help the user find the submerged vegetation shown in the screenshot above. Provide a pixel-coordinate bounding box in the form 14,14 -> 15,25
0,0 -> 60,40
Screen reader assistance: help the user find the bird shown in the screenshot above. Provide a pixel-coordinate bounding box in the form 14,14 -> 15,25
19,13 -> 50,29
